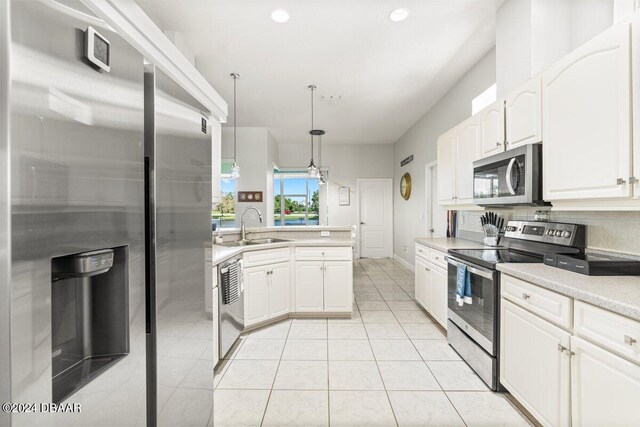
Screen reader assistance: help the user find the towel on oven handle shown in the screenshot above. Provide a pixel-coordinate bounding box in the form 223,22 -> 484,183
455,264 -> 472,306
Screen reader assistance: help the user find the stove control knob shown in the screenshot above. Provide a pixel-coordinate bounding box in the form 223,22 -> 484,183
554,230 -> 563,237
547,230 -> 555,236
562,231 -> 571,238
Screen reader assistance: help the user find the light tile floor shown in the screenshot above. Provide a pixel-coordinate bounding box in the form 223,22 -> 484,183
213,258 -> 532,427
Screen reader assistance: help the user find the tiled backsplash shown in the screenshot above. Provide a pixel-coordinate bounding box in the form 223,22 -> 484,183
459,209 -> 640,255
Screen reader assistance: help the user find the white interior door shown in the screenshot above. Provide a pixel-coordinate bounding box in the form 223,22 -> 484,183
427,163 -> 447,237
359,179 -> 393,258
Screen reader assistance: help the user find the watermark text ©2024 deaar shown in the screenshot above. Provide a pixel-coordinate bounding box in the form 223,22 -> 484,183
2,402 -> 82,414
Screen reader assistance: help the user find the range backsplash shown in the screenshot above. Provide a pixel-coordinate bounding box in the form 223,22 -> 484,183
458,209 -> 640,256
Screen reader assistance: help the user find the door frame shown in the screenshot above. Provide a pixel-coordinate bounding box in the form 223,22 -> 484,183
357,178 -> 393,258
425,161 -> 436,237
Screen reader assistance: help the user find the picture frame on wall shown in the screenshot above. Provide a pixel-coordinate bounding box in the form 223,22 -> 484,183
339,186 -> 350,206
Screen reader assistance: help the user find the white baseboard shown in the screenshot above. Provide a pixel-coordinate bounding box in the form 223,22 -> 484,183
393,254 -> 414,272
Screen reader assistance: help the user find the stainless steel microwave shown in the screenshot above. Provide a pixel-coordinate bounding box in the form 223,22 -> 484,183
472,143 -> 547,206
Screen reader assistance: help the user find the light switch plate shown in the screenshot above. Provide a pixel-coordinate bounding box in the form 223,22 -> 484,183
321,231 -> 330,237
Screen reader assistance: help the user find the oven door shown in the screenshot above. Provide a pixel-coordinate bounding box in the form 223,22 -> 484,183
446,256 -> 499,356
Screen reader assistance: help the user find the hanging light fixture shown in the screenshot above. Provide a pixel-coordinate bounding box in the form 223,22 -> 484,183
307,85 -> 319,178
317,129 -> 326,185
230,73 -> 241,178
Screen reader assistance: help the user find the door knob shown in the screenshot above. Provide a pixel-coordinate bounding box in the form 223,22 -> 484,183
360,222 -> 366,225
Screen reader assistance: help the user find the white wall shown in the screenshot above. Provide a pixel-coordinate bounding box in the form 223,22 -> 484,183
496,0 -> 613,96
393,48 -> 497,265
221,127 -> 279,227
278,143 -> 394,229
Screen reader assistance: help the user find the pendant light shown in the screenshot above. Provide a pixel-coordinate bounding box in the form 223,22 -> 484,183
317,129 -> 326,185
307,85 -> 319,178
230,73 -> 240,178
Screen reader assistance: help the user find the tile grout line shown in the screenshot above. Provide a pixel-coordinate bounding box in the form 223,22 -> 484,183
258,319 -> 292,427
361,262 -> 400,427
374,257 -> 471,427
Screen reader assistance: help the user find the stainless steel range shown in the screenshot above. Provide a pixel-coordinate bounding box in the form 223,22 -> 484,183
445,220 -> 585,390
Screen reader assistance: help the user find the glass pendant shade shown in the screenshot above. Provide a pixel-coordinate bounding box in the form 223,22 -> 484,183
231,162 -> 240,178
308,161 -> 319,177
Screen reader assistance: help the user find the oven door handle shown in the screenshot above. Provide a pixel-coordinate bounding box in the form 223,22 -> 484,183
445,256 -> 494,280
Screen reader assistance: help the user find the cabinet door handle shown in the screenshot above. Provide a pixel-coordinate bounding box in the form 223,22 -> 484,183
425,267 -> 430,272
496,142 -> 501,147
557,344 -> 575,356
624,335 -> 637,346
522,293 -> 530,300
617,178 -> 627,185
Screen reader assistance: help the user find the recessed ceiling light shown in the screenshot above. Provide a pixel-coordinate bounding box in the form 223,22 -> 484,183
270,9 -> 290,23
389,8 -> 410,23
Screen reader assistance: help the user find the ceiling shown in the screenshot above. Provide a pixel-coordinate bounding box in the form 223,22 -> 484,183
136,0 -> 501,145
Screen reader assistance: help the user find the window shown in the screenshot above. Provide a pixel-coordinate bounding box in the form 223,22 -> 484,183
274,172 -> 323,226
472,83 -> 497,115
212,161 -> 237,229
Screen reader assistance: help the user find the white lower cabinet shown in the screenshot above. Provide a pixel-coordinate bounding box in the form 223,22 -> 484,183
501,299 -> 571,427
571,336 -> 640,427
429,265 -> 448,328
414,245 -> 447,329
501,274 -> 640,427
269,262 -> 291,317
244,262 -> 291,327
414,256 -> 431,311
244,266 -> 270,325
295,261 -> 325,312
324,261 -> 353,312
295,260 -> 352,312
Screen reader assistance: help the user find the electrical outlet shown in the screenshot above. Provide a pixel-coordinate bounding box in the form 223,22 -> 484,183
460,215 -> 465,226
403,245 -> 407,252
320,231 -> 330,237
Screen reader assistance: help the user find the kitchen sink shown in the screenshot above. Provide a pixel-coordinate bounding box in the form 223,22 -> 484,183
249,238 -> 290,244
219,238 -> 290,247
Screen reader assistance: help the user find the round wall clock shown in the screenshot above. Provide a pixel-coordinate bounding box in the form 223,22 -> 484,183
400,173 -> 412,200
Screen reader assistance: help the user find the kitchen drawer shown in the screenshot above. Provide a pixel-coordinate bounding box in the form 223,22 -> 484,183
574,301 -> 640,365
243,247 -> 290,267
502,274 -> 572,329
426,248 -> 447,270
295,246 -> 352,261
415,244 -> 430,262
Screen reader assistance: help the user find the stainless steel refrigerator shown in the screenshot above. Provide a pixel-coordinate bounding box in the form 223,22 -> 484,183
1,1 -> 213,425
144,64 -> 213,427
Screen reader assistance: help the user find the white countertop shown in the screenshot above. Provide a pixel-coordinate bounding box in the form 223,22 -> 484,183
414,237 -> 499,253
497,263 -> 640,321
212,238 -> 354,265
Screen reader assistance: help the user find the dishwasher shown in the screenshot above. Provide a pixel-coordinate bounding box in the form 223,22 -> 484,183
218,256 -> 245,359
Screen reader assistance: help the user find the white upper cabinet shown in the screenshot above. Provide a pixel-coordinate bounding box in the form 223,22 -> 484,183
456,115 -> 481,204
437,129 -> 457,205
479,99 -> 505,158
505,76 -> 542,149
543,20 -> 632,201
634,12 -> 640,198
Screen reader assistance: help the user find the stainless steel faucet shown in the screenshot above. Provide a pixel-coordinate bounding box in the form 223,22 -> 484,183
240,206 -> 263,241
